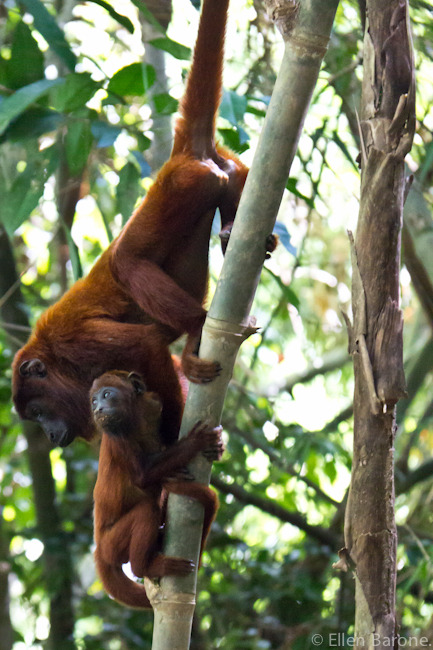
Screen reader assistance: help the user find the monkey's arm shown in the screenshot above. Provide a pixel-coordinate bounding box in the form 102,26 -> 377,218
111,256 -> 206,337
137,423 -> 223,489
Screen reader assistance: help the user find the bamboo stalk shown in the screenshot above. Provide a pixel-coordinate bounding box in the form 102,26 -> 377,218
150,2 -> 340,648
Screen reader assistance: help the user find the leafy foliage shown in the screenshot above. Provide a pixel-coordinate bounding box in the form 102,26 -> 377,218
0,0 -> 433,649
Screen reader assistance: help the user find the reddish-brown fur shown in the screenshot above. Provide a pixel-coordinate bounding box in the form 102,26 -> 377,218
91,371 -> 222,609
12,0 -> 249,447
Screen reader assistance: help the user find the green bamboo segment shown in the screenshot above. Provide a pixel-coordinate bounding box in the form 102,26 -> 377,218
151,2 -> 340,648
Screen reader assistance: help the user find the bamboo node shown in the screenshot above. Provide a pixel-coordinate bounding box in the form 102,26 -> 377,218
143,577 -> 196,609
265,0 -> 299,37
203,315 -> 259,343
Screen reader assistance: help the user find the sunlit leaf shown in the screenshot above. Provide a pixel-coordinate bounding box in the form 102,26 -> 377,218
286,177 -> 314,208
107,62 -> 156,97
116,161 -> 141,224
84,0 -> 134,33
153,93 -> 178,115
51,73 -> 99,113
20,0 -> 77,70
8,21 -> 44,89
130,0 -> 165,33
0,148 -> 57,235
149,37 -> 191,60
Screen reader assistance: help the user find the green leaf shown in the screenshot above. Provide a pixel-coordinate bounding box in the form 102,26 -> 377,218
0,148 -> 57,235
107,62 -> 156,97
20,0 -> 77,71
149,37 -> 191,60
136,133 -> 151,152
91,121 -> 122,148
65,119 -> 93,175
220,90 -> 248,125
332,130 -> 358,171
286,177 -> 315,208
0,167 -> 44,235
0,107 -> 63,143
0,78 -> 63,136
217,128 -> 249,154
419,140 -> 433,186
51,73 -> 99,113
8,22 -> 44,89
62,224 -> 83,281
153,93 -> 178,115
116,161 -> 141,224
130,0 -> 165,33
84,0 -> 134,33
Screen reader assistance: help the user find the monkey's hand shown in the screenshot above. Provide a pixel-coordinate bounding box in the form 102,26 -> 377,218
165,467 -> 195,482
187,422 -> 224,461
219,225 -> 279,259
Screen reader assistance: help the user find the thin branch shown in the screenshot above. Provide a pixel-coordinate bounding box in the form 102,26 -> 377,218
232,426 -> 340,507
211,475 -> 339,547
396,459 -> 433,494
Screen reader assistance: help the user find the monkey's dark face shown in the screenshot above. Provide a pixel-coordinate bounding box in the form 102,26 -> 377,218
23,397 -> 79,447
13,358 -> 92,447
91,385 -> 129,435
90,371 -> 162,437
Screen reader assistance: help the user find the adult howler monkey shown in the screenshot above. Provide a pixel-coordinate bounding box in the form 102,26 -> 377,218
91,371 -> 222,609
12,0 -> 253,447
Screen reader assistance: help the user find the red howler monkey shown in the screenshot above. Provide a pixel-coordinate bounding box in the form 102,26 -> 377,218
91,371 -> 222,609
12,0 -> 273,447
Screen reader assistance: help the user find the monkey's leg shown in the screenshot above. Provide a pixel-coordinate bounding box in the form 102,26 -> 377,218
126,500 -> 195,578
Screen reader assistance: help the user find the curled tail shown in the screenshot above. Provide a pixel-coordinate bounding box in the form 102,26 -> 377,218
173,0 -> 230,157
95,548 -> 152,609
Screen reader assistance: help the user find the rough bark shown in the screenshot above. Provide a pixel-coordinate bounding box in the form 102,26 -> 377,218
149,1 -> 340,647
342,2 -> 415,647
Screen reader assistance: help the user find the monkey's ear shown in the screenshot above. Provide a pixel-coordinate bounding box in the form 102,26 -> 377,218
127,372 -> 146,395
19,359 -> 47,378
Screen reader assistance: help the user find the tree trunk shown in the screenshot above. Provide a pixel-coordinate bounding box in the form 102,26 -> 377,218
149,1 -> 340,648
0,227 -> 76,650
342,1 -> 415,647
139,0 -> 173,171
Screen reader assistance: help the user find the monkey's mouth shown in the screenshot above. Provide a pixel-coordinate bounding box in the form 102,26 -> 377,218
93,411 -> 129,436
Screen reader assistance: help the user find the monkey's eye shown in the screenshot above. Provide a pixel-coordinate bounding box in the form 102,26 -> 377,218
31,407 -> 42,420
103,390 -> 111,399
91,397 -> 97,406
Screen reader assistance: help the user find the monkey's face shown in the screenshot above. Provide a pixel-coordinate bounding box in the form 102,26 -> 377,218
90,371 -> 162,437
91,385 -> 130,435
13,357 -> 92,447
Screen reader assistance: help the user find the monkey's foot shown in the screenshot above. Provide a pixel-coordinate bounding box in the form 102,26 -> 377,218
201,439 -> 225,462
165,467 -> 195,482
183,353 -> 222,384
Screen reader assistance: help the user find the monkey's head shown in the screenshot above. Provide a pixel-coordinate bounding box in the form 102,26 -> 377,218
12,351 -> 93,448
90,371 -> 162,438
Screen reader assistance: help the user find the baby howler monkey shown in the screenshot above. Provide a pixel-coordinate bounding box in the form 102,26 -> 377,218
91,370 -> 223,609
